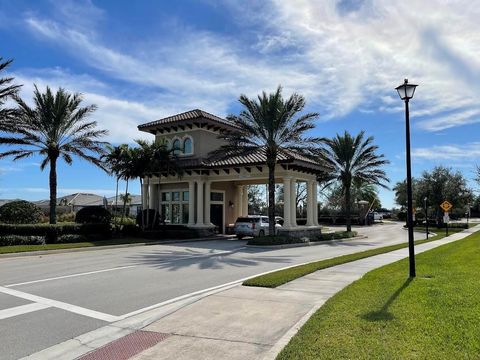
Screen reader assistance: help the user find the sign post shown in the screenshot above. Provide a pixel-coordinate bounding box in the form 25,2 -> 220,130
440,201 -> 452,237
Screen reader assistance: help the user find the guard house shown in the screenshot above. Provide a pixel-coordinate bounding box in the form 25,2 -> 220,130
138,109 -> 323,237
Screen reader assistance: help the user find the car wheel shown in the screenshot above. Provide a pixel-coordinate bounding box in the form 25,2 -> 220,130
236,235 -> 244,239
259,230 -> 265,237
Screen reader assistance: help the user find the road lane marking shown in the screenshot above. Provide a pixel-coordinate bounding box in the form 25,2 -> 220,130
0,303 -> 51,320
0,286 -> 121,322
4,265 -> 137,288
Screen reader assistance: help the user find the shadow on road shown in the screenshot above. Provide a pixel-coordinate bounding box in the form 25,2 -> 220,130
127,246 -> 298,271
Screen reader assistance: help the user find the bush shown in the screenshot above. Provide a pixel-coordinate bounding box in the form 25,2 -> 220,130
397,211 -> 407,221
122,224 -> 142,236
0,200 -> 43,224
136,209 -> 160,229
314,231 -> 358,241
75,207 -> 111,224
57,234 -> 88,243
247,236 -> 306,246
0,235 -> 45,246
58,212 -> 75,223
0,223 -> 111,244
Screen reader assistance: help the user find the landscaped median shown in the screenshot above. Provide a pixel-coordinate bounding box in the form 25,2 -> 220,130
276,228 -> 480,359
246,231 -> 358,247
243,227 -> 465,288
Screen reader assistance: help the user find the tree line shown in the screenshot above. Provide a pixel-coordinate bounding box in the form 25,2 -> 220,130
0,57 -> 390,232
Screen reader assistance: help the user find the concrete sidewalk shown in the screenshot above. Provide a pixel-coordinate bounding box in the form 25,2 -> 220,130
30,225 -> 479,360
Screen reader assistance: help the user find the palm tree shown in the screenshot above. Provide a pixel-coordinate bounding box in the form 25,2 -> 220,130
214,86 -> 319,234
103,144 -> 129,228
0,58 -> 21,126
0,86 -> 108,224
150,141 -> 182,226
318,131 -> 389,232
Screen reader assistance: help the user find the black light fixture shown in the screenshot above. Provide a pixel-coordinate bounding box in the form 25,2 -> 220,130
396,78 -> 418,278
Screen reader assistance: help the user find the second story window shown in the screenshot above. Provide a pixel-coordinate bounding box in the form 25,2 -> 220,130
172,139 -> 181,155
183,137 -> 193,155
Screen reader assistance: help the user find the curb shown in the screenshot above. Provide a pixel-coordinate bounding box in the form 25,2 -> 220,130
0,235 -> 235,259
245,235 -> 368,249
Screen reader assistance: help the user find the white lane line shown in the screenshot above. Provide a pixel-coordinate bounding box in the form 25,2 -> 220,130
0,286 -> 120,322
0,303 -> 51,320
4,265 -> 137,288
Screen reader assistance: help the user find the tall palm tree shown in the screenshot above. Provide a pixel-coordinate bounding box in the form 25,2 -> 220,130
318,131 -> 389,232
0,86 -> 108,224
0,58 -> 21,126
214,86 -> 319,234
103,144 -> 129,228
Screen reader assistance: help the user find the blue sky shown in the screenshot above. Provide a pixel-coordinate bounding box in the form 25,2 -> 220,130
1,0 -> 479,208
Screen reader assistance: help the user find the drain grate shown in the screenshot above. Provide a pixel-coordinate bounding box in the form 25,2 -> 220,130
78,330 -> 169,360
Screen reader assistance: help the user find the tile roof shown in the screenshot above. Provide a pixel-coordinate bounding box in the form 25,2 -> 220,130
203,147 -> 321,169
138,109 -> 237,130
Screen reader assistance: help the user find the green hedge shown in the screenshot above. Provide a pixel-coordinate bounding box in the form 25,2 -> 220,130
0,235 -> 45,246
0,223 -> 111,244
247,236 -> 307,246
313,231 -> 358,241
0,200 -> 43,224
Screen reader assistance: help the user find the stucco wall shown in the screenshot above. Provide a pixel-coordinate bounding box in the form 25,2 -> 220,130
156,129 -> 228,159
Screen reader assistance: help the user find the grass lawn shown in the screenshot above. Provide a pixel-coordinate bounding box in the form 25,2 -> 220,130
0,237 -> 161,254
243,228 -> 466,288
277,230 -> 480,359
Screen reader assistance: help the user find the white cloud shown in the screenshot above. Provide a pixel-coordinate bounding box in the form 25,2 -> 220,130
412,143 -> 480,160
16,0 -> 480,131
416,109 -> 480,131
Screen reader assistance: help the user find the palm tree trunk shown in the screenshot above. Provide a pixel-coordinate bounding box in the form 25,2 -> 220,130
49,157 -> 58,224
114,177 -> 119,230
145,176 -> 150,229
267,157 -> 276,235
345,184 -> 352,232
120,178 -> 129,226
153,174 -> 160,227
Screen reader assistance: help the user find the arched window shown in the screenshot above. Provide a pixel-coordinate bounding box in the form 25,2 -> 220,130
172,139 -> 181,155
183,137 -> 193,154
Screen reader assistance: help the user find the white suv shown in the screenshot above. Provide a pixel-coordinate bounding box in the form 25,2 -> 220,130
234,216 -> 272,239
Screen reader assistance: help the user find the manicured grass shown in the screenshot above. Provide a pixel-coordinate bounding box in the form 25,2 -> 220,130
243,229 -> 464,288
0,237 -> 160,254
277,230 -> 480,359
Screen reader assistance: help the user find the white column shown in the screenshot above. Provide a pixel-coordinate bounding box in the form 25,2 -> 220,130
290,178 -> 297,228
313,180 -> 319,226
283,177 -> 291,229
188,180 -> 195,226
236,185 -> 243,219
149,182 -> 158,210
205,180 -> 212,225
196,179 -> 204,225
306,180 -> 314,226
141,181 -> 148,209
242,185 -> 249,216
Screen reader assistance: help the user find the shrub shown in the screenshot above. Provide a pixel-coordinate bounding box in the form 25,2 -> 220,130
75,207 -> 111,224
397,211 -> 407,221
0,235 -> 45,246
58,212 -> 75,223
0,200 -> 43,224
57,234 -> 88,243
0,223 -> 111,244
314,231 -> 358,241
122,224 -> 142,236
247,236 -> 306,246
136,209 -> 159,229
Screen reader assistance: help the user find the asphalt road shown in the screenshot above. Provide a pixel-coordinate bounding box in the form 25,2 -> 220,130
0,222 -> 423,359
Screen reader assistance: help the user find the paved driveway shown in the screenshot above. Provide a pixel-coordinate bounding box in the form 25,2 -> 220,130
0,222 -> 422,359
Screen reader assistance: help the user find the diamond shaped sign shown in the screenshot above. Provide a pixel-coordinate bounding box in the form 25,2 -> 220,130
440,200 -> 453,212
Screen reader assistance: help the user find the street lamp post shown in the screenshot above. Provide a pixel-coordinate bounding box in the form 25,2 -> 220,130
424,197 -> 428,240
396,78 -> 418,278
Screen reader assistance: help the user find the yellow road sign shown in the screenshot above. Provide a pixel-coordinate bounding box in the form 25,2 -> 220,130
440,200 -> 453,212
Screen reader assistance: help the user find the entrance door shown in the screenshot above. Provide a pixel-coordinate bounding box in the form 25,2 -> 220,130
210,204 -> 223,234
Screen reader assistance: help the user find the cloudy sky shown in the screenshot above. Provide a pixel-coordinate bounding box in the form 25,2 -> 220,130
1,0 -> 479,207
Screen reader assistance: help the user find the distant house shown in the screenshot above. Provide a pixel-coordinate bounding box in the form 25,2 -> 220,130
86,195 -> 142,216
35,193 -> 104,212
